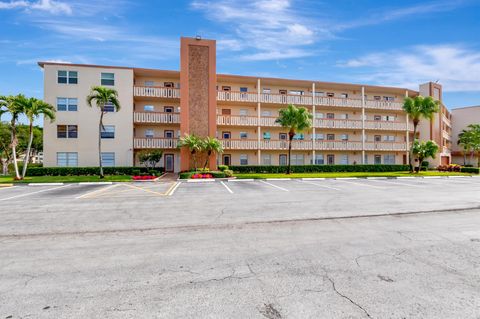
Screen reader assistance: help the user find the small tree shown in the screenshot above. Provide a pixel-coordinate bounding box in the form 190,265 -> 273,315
86,86 -> 121,178
5,95 -> 25,180
178,134 -> 202,170
275,104 -> 312,174
403,96 -> 440,172
202,137 -> 223,170
138,150 -> 163,169
458,129 -> 475,165
466,124 -> 480,167
412,140 -> 439,168
0,122 -> 12,176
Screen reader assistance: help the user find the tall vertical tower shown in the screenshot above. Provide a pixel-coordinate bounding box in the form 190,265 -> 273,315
179,37 -> 217,171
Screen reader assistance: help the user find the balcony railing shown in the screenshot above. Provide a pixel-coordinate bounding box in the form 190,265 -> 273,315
216,115 -> 258,126
365,100 -> 404,110
134,138 -> 178,149
134,86 -> 180,99
364,142 -> 408,151
364,120 -> 408,131
134,112 -> 180,124
217,91 -> 258,103
315,119 -> 363,130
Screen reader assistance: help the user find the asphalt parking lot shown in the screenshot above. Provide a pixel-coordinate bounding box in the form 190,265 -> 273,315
1,177 -> 480,318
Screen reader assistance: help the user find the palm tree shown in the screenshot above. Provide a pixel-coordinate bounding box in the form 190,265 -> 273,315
86,86 -> 121,178
275,104 -> 312,174
466,124 -> 480,167
3,95 -> 25,180
458,129 -> 475,165
412,140 -> 439,169
403,96 -> 439,172
0,95 -> 8,123
178,134 -> 202,171
202,136 -> 223,170
17,97 -> 55,179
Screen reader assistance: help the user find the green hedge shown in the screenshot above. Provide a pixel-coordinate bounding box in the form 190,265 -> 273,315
179,171 -> 226,179
25,166 -> 164,176
460,167 -> 479,174
229,164 -> 410,174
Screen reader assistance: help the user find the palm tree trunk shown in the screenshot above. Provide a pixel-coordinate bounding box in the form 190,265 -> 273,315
409,123 -> 418,172
1,159 -> 8,176
21,122 -> 34,179
463,150 -> 467,166
10,121 -> 20,180
203,151 -> 211,170
98,113 -> 104,178
192,150 -> 197,171
287,134 -> 293,174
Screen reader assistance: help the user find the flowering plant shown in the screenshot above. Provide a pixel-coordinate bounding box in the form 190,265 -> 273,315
191,173 -> 213,179
132,175 -> 156,180
437,164 -> 461,172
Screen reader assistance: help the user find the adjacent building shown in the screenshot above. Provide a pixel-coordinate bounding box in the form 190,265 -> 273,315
39,37 -> 454,172
451,105 -> 480,165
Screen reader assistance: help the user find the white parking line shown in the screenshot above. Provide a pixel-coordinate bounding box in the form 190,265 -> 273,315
260,180 -> 289,192
0,184 -> 71,201
167,181 -> 181,196
76,184 -> 119,199
0,186 -> 15,191
220,181 -> 234,194
336,180 -> 384,189
369,179 -> 423,188
300,180 -> 341,191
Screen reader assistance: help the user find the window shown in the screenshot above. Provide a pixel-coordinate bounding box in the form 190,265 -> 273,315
240,154 -> 248,165
341,134 -> 349,141
57,98 -> 77,111
145,81 -> 154,86
383,135 -> 395,142
327,154 -> 335,165
222,132 -> 231,139
240,87 -> 248,92
384,96 -> 394,101
101,125 -> 115,139
101,73 -> 114,86
263,132 -> 271,140
384,115 -> 396,121
262,154 -> 272,165
374,96 -> 381,101
374,155 -> 382,165
56,152 -> 78,167
164,106 -> 174,113
57,125 -> 77,138
326,113 -> 335,119
314,133 -> 324,140
222,109 -> 231,115
315,154 -> 324,165
101,152 -> 115,167
279,133 -> 287,140
384,154 -> 395,164
327,93 -> 334,97
164,130 -> 174,138
222,86 -> 231,91
164,82 -> 174,88
144,105 -> 154,112
262,88 -> 271,94
374,135 -> 382,142
327,134 -> 335,141
240,132 -> 248,139
364,154 -> 368,164
58,70 -> 77,84
340,93 -> 348,98
315,112 -> 324,119
104,102 -> 116,113
145,129 -> 154,138
293,133 -> 304,140
315,92 -> 325,97
374,115 -> 381,121
279,89 -> 287,95
340,113 -> 349,120
239,109 -> 248,116
291,154 -> 304,165
279,154 -> 287,165
340,154 -> 349,165
289,90 -> 304,95
261,110 -> 272,117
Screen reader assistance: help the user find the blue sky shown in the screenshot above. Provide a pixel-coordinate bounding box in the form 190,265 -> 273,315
1,0 -> 480,124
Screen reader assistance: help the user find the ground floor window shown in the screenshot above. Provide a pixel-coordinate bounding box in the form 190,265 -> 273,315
327,154 -> 335,165
340,154 -> 349,165
374,155 -> 382,165
384,154 -> 395,164
364,154 -> 368,164
279,154 -> 287,166
291,154 -> 304,165
101,152 -> 115,167
262,154 -> 271,165
57,152 -> 78,167
240,154 -> 248,165
315,154 -> 324,165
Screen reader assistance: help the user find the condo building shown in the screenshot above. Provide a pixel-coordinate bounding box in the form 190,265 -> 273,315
39,37 -> 453,172
451,105 -> 480,165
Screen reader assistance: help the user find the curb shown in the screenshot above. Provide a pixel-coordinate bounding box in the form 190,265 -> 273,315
301,178 -> 326,181
0,184 -> 14,187
228,179 -> 255,182
79,182 -> 113,185
28,183 -> 64,186
186,179 -> 216,183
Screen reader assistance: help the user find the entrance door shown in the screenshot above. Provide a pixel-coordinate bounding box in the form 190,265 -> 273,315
223,154 -> 231,166
327,154 -> 335,165
164,154 -> 174,172
279,154 -> 287,166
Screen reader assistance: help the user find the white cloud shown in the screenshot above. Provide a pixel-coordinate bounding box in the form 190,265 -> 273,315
0,0 -> 71,14
338,45 -> 480,92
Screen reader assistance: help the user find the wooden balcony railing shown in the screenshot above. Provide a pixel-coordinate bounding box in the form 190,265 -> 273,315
134,138 -> 178,149
134,112 -> 180,124
134,86 -> 180,99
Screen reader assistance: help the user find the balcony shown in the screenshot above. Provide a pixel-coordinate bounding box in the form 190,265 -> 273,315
217,115 -> 259,126
364,142 -> 408,151
315,119 -> 362,130
134,86 -> 180,99
364,120 -> 408,131
134,112 -> 180,124
134,138 -> 178,149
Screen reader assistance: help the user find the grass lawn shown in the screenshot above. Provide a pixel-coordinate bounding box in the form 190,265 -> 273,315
0,175 -> 134,184
234,171 -> 475,179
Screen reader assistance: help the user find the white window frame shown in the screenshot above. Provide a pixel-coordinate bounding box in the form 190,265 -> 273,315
101,125 -> 115,139
145,129 -> 154,138
101,152 -> 115,167
240,154 -> 248,165
144,105 -> 154,112
101,73 -> 115,86
56,98 -> 78,112
56,152 -> 78,167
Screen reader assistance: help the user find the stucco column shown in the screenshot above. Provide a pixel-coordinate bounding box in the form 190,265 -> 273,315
257,78 -> 261,165
361,86 -> 366,164
312,82 -> 316,164
405,90 -> 410,164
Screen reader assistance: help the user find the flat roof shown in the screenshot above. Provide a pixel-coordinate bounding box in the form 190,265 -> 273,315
451,105 -> 480,111
38,61 -> 419,95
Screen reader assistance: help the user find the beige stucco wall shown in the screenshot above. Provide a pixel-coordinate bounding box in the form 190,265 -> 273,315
43,64 -> 134,167
451,106 -> 480,165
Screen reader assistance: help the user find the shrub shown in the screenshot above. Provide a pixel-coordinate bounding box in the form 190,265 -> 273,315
460,167 -> 479,174
148,170 -> 157,176
223,169 -> 234,177
437,164 -> 461,172
25,166 -> 163,176
179,170 -> 226,179
229,164 -> 410,174
218,165 -> 228,172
